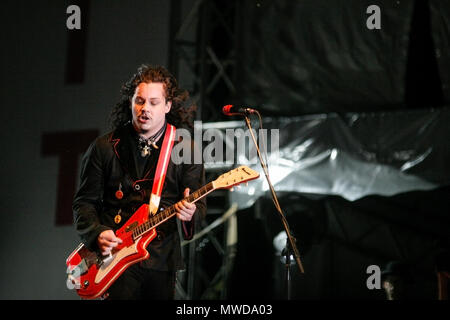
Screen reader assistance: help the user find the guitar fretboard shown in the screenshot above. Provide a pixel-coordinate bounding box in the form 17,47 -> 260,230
131,182 -> 214,240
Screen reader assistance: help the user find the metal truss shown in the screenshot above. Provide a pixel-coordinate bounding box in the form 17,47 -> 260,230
169,0 -> 241,122
172,117 -> 247,299
169,0 -> 242,300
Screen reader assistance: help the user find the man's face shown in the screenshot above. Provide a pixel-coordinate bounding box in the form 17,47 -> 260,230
131,82 -> 171,138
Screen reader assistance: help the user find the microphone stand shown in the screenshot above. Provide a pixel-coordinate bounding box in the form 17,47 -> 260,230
242,113 -> 304,300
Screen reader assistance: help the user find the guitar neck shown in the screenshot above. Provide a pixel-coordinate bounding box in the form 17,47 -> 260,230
133,182 -> 215,239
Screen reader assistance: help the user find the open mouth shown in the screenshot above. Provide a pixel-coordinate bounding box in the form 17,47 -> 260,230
138,115 -> 150,122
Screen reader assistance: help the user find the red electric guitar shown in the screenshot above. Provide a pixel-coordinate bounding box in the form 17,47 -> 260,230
66,165 -> 259,299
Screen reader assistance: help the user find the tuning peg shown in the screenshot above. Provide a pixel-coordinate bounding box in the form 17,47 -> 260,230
245,182 -> 248,187
236,185 -> 241,189
229,187 -> 234,192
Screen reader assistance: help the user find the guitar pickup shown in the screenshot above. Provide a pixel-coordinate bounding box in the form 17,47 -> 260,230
125,221 -> 138,232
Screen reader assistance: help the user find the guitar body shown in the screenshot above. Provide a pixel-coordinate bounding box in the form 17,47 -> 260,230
66,204 -> 156,299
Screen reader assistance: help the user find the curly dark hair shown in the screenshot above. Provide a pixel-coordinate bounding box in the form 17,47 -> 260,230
109,64 -> 196,130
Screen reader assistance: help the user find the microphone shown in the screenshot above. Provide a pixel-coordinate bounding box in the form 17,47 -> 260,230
222,105 -> 257,116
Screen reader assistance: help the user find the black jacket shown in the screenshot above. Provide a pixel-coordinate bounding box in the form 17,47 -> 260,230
72,123 -> 206,271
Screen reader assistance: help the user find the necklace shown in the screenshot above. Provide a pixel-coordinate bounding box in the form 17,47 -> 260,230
137,122 -> 166,157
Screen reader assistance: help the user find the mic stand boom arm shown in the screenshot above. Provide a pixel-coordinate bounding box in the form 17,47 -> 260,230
243,115 -> 305,276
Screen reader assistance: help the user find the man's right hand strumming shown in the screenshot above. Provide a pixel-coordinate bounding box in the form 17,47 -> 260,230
97,230 -> 123,256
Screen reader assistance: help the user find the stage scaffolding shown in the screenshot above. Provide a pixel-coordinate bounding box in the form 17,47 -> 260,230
169,0 -> 242,299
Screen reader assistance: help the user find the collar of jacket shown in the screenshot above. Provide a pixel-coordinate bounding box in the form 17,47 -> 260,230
108,122 -> 161,181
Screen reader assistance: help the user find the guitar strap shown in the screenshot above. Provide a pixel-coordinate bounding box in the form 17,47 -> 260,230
148,123 -> 176,216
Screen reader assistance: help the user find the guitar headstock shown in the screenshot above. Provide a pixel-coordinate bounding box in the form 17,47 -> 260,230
212,166 -> 260,190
